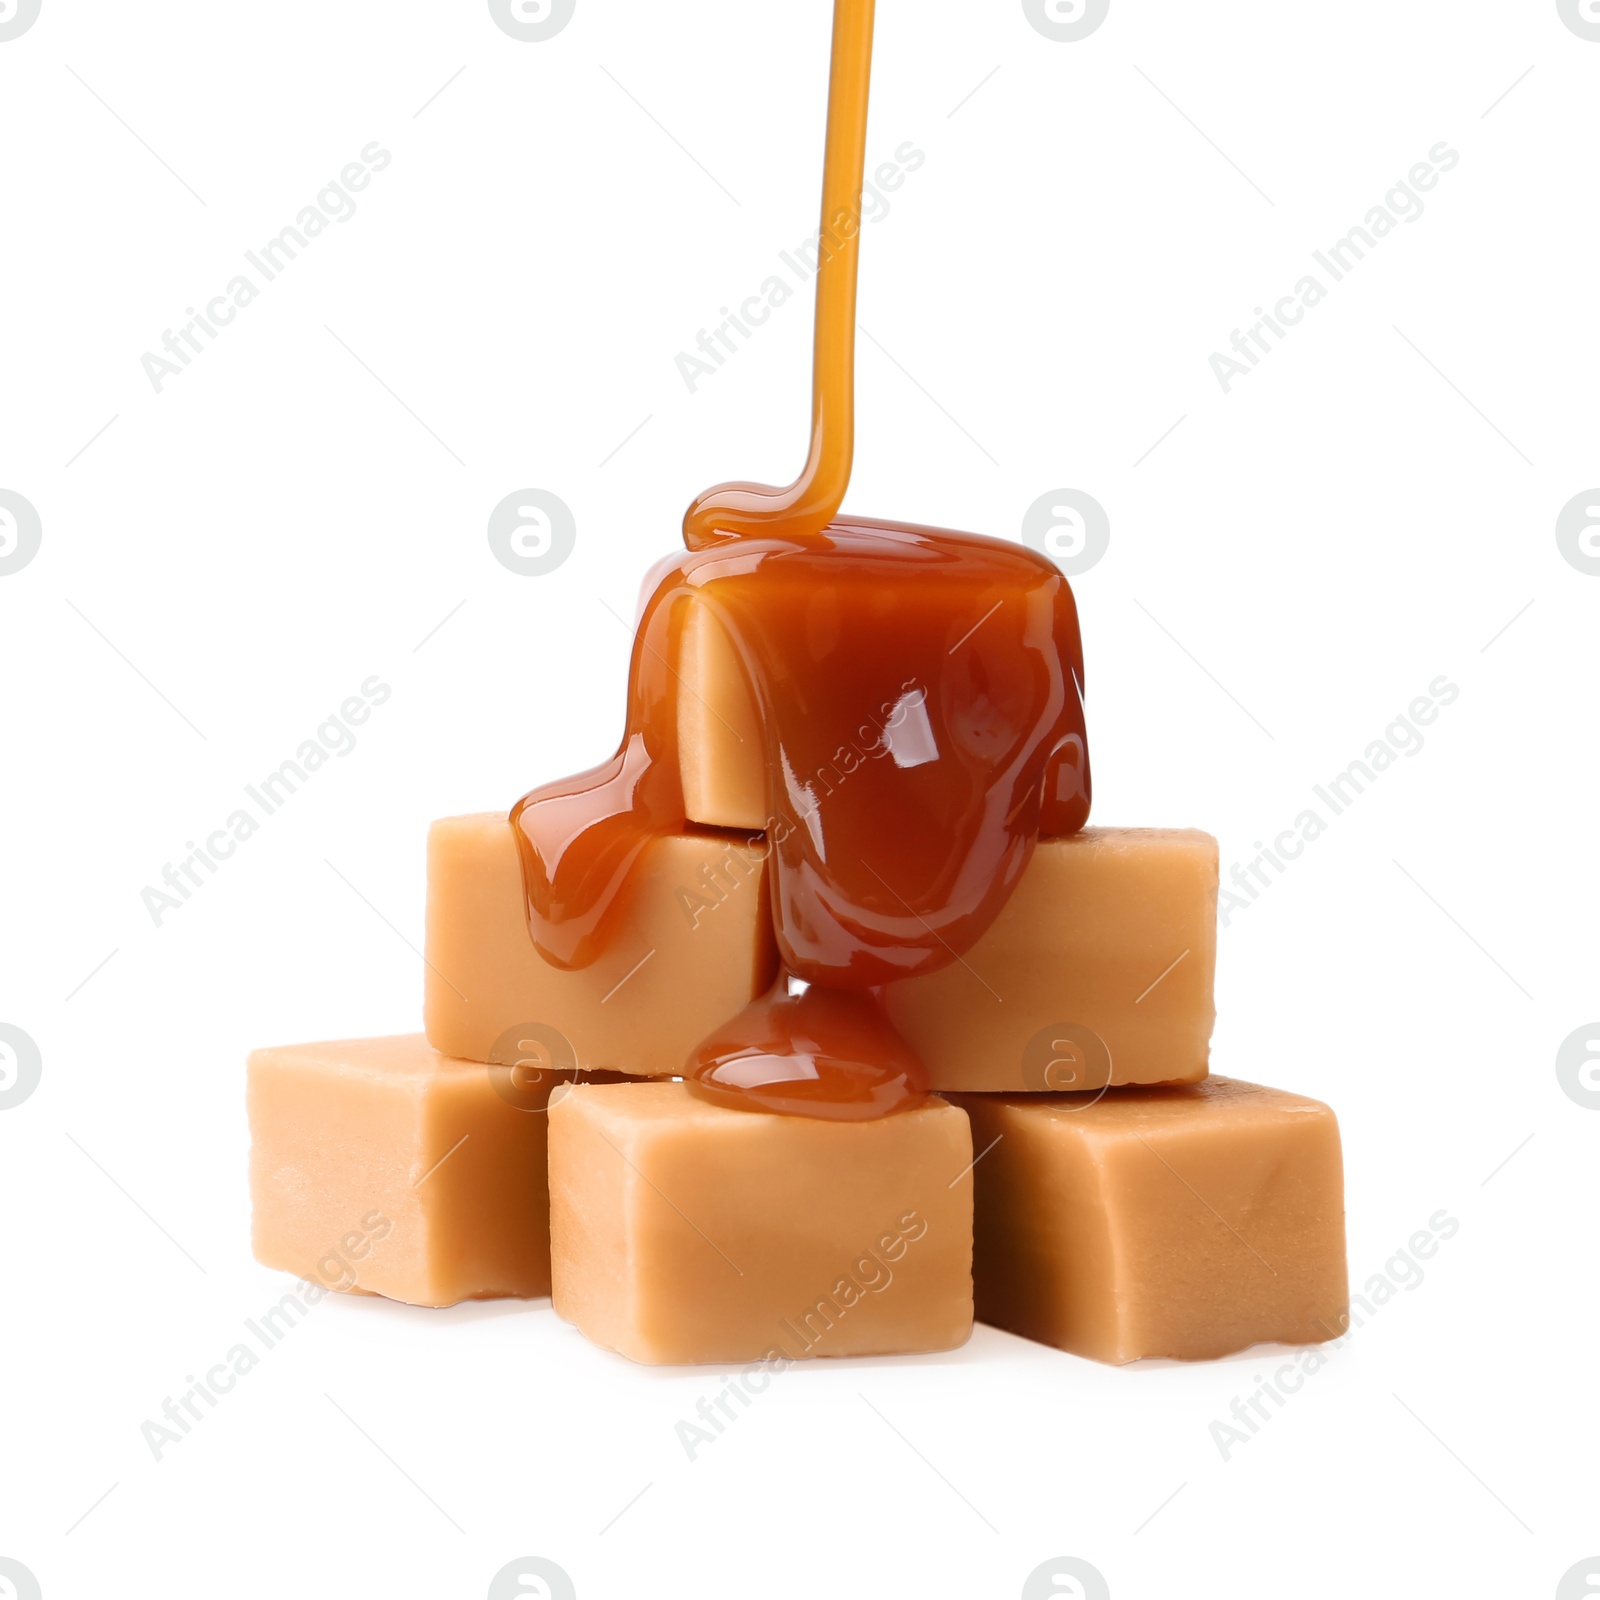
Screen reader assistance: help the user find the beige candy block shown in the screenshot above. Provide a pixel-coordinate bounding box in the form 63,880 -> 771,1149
678,600 -> 765,832
549,1080 -> 975,1365
952,1078 -> 1348,1363
248,1035 -> 624,1306
881,828 -> 1218,1093
425,814 -> 779,1073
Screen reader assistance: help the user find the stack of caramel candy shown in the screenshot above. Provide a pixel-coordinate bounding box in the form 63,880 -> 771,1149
248,0 -> 1346,1370
249,536 -> 1348,1368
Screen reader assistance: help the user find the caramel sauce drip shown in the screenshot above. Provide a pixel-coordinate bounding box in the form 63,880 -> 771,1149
512,0 -> 1092,1118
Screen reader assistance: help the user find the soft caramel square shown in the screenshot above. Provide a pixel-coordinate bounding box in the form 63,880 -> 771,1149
425,814 -> 778,1074
952,1077 -> 1347,1362
549,1080 -> 975,1365
248,1034 -> 624,1306
883,828 -> 1218,1093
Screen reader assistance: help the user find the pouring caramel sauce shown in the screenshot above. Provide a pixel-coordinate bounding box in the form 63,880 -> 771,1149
513,0 -> 1091,1118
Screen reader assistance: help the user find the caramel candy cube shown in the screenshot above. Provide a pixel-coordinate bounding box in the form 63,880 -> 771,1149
678,598 -> 765,832
425,814 -> 779,1073
881,828 -> 1218,1093
248,1034 -> 622,1306
676,597 -> 1088,835
549,1081 -> 975,1365
953,1078 -> 1347,1363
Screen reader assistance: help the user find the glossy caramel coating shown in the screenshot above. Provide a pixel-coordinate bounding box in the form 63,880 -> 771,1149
512,523 -> 1090,1116
512,0 -> 1092,1118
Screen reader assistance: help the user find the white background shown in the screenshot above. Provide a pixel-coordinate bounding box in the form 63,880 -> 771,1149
2,2 -> 1597,1597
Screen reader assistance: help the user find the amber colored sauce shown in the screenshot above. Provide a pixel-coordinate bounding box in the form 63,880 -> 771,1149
682,0 -> 874,552
512,0 -> 1092,1119
690,981 -> 924,1122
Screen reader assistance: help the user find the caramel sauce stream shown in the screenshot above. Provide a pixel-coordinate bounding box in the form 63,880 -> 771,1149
682,0 -> 875,552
